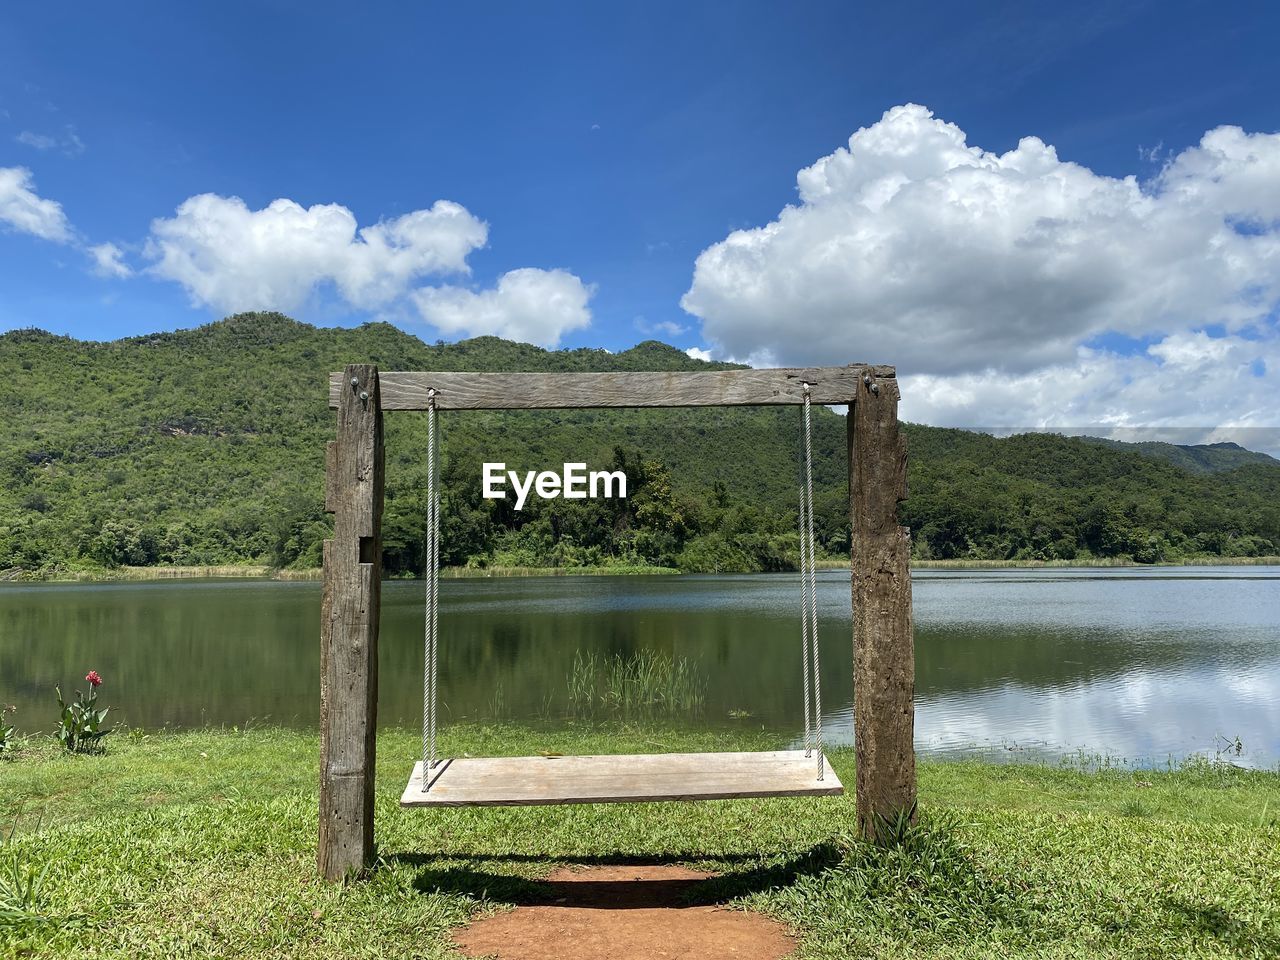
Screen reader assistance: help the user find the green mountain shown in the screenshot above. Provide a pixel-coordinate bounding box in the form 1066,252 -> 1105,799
1079,436 -> 1278,473
1,313 -> 1277,575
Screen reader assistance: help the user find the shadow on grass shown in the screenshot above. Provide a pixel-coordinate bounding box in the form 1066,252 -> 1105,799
1162,898 -> 1280,955
388,820 -> 1280,956
387,850 -> 779,868
386,843 -> 843,909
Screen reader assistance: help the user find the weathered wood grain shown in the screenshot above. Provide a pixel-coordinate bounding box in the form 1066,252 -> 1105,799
848,369 -> 917,841
328,366 -> 893,410
399,751 -> 843,807
318,364 -> 384,881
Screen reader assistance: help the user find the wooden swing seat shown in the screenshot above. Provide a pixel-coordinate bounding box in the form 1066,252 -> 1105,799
399,750 -> 842,807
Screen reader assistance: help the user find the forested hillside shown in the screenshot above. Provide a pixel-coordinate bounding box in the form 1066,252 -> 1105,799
1,312 -> 1277,575
1080,436 -> 1278,474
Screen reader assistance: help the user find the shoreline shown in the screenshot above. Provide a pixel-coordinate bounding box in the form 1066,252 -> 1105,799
5,554 -> 1278,583
2,562 -> 683,584
4,722 -> 1274,772
901,554 -> 1280,569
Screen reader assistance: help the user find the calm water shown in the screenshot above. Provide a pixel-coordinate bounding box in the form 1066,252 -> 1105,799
2,567 -> 1277,767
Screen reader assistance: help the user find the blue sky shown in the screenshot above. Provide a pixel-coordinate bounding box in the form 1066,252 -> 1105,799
2,1 -> 1279,442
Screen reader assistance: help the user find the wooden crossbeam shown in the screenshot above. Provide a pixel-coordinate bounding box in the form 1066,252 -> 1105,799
328,365 -> 894,411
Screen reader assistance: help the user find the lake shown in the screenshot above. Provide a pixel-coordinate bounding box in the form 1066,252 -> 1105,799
2,566 -> 1277,767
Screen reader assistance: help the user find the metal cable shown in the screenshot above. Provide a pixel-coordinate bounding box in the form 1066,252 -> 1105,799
430,427 -> 440,775
799,459 -> 813,759
422,390 -> 439,790
802,386 -> 825,779
429,424 -> 440,779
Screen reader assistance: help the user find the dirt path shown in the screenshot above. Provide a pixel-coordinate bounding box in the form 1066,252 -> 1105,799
452,864 -> 796,960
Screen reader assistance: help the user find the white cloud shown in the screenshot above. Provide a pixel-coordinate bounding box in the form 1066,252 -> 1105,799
88,242 -> 132,279
635,316 -> 687,339
682,103 -> 1280,434
683,105 -> 1280,374
685,347 -> 714,362
2,177 -> 595,340
901,332 -> 1280,453
144,194 -> 489,314
15,131 -> 56,150
412,268 -> 593,347
144,192 -> 595,342
0,166 -> 73,243
0,166 -> 129,281
15,126 -> 85,156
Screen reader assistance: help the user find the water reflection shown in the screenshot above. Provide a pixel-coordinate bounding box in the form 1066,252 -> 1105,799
1,566 -> 1276,767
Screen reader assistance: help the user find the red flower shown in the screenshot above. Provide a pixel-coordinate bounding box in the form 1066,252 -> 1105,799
85,670 -> 103,687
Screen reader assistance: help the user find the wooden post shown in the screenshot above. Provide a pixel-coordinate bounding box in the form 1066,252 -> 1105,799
319,364 -> 384,880
849,369 -> 917,840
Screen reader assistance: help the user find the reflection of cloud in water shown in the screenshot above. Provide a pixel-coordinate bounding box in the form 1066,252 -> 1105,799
815,662 -> 1280,769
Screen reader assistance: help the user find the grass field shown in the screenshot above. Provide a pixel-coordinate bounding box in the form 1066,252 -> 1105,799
2,725 -> 1277,958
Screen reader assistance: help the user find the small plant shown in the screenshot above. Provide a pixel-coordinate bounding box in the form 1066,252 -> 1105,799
1119,798 -> 1150,818
1215,733 -> 1244,758
55,670 -> 111,753
872,801 -> 923,848
488,680 -> 507,720
566,649 -> 706,719
0,705 -> 15,755
0,822 -> 53,933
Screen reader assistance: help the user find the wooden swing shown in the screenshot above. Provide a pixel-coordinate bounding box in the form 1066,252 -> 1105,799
399,377 -> 839,807
319,366 -> 916,881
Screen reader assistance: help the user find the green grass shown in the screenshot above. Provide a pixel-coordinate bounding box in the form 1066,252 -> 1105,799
1,726 -> 1277,958
566,650 -> 706,718
440,564 -> 680,578
16,565 -> 276,583
905,556 -> 1280,569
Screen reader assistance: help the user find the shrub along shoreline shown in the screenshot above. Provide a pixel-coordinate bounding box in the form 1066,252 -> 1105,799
1,724 -> 1277,958
6,554 -> 1279,583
